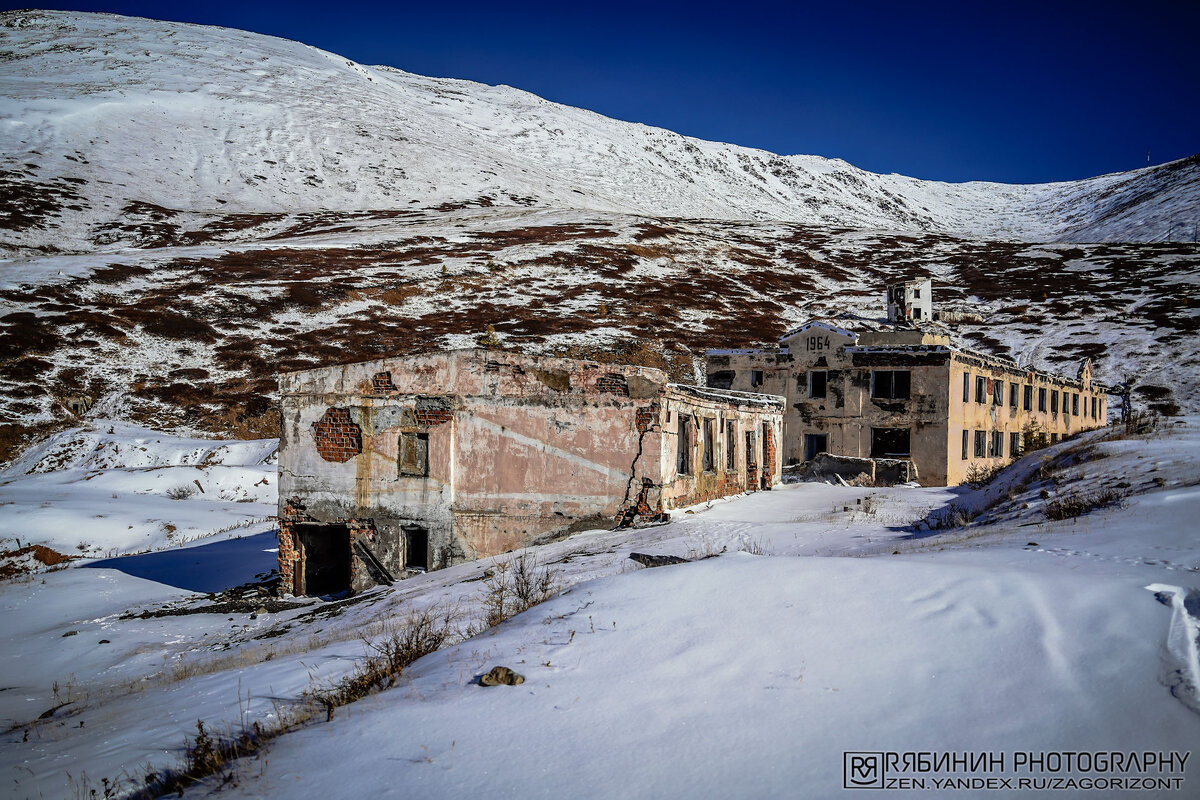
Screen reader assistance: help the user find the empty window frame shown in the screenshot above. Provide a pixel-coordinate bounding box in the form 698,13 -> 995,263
1038,387 -> 1047,412
872,370 -> 911,400
809,370 -> 827,399
974,430 -> 986,458
750,370 -> 764,388
870,427 -> 910,458
1072,393 -> 1079,416
913,307 -> 922,319
676,415 -> 692,475
976,376 -> 987,404
963,373 -> 971,402
1009,382 -> 1019,408
1091,396 -> 1098,419
1024,384 -> 1033,411
804,433 -> 828,461
1010,431 -> 1022,458
1050,433 -> 1059,444
1051,391 -> 1059,414
702,418 -> 715,472
991,431 -> 1004,458
992,380 -> 1003,406
726,424 -> 737,470
399,432 -> 430,477
961,429 -> 969,460
404,526 -> 429,571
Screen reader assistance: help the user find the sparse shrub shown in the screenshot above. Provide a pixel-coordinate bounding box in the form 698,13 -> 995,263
185,720 -> 220,777
481,554 -> 558,628
924,502 -> 974,529
1044,488 -> 1123,521
476,325 -> 502,348
1022,420 -> 1048,453
964,461 -> 1005,489
312,606 -> 459,719
166,484 -> 195,500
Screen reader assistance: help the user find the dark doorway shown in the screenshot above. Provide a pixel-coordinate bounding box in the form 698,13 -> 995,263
870,428 -> 911,458
404,526 -> 429,571
804,433 -> 828,461
296,523 -> 351,596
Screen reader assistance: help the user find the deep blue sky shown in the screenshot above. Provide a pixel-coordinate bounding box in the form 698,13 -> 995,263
11,1 -> 1199,183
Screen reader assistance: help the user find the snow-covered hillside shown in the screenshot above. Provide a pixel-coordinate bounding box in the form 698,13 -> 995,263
3,419 -> 1198,798
1,9 -> 1197,252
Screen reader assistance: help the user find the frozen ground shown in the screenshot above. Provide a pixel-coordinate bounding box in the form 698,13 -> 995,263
2,418 -> 1198,798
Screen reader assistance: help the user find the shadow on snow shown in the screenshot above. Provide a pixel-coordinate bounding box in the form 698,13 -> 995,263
82,531 -> 278,592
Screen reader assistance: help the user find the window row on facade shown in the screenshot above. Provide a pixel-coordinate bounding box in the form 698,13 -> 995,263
961,372 -> 1103,420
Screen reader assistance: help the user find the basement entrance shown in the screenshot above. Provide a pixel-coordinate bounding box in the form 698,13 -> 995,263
295,523 -> 351,596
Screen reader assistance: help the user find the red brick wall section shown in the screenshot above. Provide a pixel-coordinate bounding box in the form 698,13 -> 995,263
596,372 -> 630,396
277,520 -> 298,595
673,472 -> 748,509
636,403 -> 659,433
312,407 -> 362,463
763,428 -> 777,488
372,371 -> 397,393
414,408 -> 453,426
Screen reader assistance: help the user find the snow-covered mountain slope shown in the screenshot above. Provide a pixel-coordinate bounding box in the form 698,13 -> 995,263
1,205 -> 1197,461
1,9 -> 1197,251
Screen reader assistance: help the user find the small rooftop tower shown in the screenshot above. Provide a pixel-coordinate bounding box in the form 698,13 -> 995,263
886,278 -> 933,323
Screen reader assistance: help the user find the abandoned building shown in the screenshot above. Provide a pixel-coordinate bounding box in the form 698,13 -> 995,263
706,281 -> 1110,486
277,349 -> 783,595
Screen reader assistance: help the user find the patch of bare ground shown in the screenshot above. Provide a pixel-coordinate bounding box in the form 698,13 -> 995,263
1,213 -> 1196,465
0,168 -> 87,232
0,544 -> 76,580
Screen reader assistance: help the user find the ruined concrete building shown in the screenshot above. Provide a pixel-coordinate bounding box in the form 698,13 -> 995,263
706,281 -> 1109,486
277,349 -> 783,595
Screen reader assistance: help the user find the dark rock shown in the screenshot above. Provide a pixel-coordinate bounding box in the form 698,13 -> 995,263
479,666 -> 525,686
629,552 -> 688,568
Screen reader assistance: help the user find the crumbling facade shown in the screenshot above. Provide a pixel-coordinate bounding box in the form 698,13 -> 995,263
706,282 -> 1109,486
278,349 -> 782,595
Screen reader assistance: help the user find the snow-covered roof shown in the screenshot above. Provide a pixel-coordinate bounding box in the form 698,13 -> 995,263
778,320 -> 859,342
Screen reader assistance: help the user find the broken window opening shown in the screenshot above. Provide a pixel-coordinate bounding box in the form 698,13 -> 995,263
751,370 -> 764,388
404,526 -> 429,571
961,429 -> 969,460
805,433 -> 828,461
992,380 -> 1003,406
1010,432 -> 1022,458
974,430 -> 986,458
399,431 -> 430,477
726,424 -> 737,470
1024,384 -> 1033,411
1038,388 -> 1047,412
872,370 -> 911,400
676,416 -> 693,476
294,523 -> 351,596
1009,383 -> 1019,408
702,418 -> 715,472
1091,396 -> 1097,419
991,431 -> 1004,458
963,373 -> 970,402
870,427 -> 910,458
1072,393 -> 1079,416
1051,392 -> 1059,414
809,370 -> 827,399
976,376 -> 987,404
